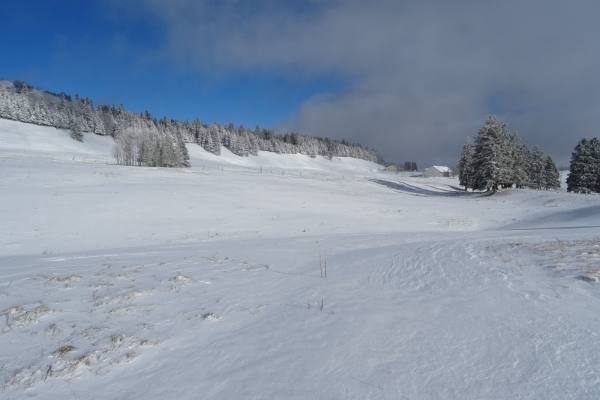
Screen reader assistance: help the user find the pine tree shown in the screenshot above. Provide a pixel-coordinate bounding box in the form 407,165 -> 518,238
543,156 -> 561,190
208,124 -> 221,155
496,124 -> 514,188
16,90 -> 33,123
592,138 -> 600,193
0,84 -> 14,119
567,138 -> 599,193
69,113 -> 84,142
458,137 -> 475,190
53,94 -> 70,129
175,130 -> 190,167
511,135 -> 529,188
472,116 -> 506,191
248,131 -> 259,156
528,146 -> 546,190
567,139 -> 587,193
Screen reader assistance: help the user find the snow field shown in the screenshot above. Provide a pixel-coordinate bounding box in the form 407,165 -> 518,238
2,120 -> 600,399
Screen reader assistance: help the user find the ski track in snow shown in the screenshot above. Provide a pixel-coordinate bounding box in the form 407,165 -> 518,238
1,119 -> 600,399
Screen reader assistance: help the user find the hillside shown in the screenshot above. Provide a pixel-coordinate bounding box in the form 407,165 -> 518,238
1,120 -> 600,399
0,79 -> 383,165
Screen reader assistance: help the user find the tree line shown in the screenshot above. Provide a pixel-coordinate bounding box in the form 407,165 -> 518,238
458,116 -> 560,192
0,79 -> 383,167
403,161 -> 418,172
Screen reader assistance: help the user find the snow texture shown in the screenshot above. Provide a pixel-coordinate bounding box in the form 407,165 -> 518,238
1,119 -> 600,399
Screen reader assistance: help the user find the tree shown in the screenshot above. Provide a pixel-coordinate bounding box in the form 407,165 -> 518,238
54,93 -> 70,129
15,88 -> 33,123
543,156 -> 561,190
472,116 -> 507,191
510,134 -> 529,189
458,137 -> 475,190
69,113 -> 84,142
567,138 -> 599,193
528,146 -> 546,190
192,118 -> 204,144
403,161 -> 417,172
204,124 -> 221,155
175,129 -> 190,167
592,138 -> 600,193
495,124 -> 514,188
0,83 -> 16,119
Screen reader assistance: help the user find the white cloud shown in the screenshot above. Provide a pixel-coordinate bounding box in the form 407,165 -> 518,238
120,0 -> 600,165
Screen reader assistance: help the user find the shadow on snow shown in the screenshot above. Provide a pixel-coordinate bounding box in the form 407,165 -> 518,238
370,179 -> 472,197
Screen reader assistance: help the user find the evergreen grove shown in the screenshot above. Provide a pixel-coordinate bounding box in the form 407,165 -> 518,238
459,116 -> 560,192
0,79 -> 383,167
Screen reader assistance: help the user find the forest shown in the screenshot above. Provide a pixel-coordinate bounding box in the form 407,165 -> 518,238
0,79 -> 383,168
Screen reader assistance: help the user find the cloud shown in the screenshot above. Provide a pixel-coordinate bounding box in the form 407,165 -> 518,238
120,0 -> 600,166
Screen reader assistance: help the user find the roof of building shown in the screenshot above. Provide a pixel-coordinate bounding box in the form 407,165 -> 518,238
432,166 -> 452,173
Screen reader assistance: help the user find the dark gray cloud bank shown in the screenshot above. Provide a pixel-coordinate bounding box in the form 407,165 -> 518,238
122,0 -> 600,167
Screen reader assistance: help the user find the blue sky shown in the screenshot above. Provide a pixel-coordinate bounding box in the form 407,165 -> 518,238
0,1 -> 344,129
2,0 -> 600,166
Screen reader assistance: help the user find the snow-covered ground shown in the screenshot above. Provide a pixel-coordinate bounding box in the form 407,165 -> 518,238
1,119 -> 600,399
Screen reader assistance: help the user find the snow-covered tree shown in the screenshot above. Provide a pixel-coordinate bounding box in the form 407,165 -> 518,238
510,133 -> 529,189
174,128 -> 190,167
528,146 -> 546,190
543,156 -> 561,190
205,124 -> 221,155
0,83 -> 16,119
458,137 -> 475,190
567,138 -> 600,193
472,116 -> 507,191
15,89 -> 33,123
69,113 -> 84,142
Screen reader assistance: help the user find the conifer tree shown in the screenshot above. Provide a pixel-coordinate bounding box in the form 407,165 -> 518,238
191,119 -> 203,144
543,156 -> 561,190
205,124 -> 221,155
592,138 -> 600,193
16,90 -> 33,123
0,84 -> 14,119
69,114 -> 84,142
528,146 -> 546,190
496,124 -> 514,188
567,138 -> 599,193
512,136 -> 530,188
458,137 -> 475,190
175,129 -> 190,167
473,116 -> 506,191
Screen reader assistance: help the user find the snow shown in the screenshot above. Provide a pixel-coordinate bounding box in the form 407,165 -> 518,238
2,119 -> 600,399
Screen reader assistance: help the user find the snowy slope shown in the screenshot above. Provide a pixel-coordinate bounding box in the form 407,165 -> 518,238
2,120 -> 600,399
0,118 -> 382,177
0,119 -> 115,162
